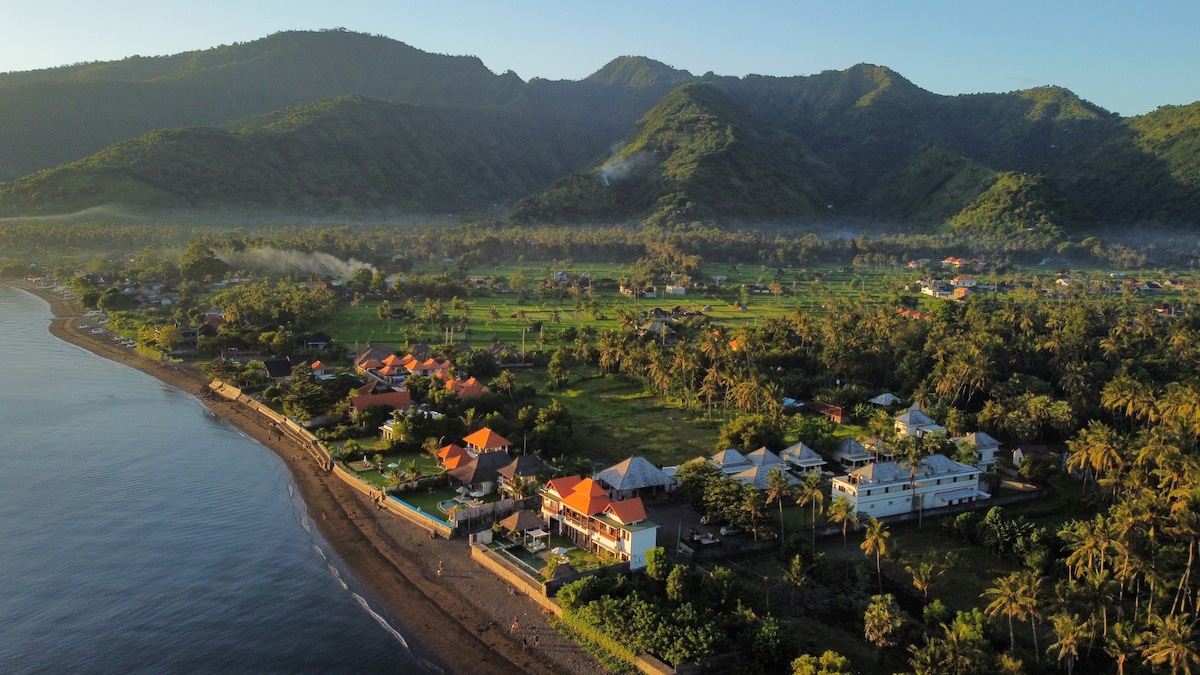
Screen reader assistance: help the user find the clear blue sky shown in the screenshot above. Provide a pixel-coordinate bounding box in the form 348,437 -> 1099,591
2,1 -> 1197,116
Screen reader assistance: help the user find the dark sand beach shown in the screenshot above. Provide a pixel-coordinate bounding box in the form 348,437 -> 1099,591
19,283 -> 606,675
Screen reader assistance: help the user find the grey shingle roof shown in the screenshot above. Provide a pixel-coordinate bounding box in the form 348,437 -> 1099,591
595,456 -> 674,491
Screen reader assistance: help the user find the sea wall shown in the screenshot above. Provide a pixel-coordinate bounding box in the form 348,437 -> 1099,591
209,380 -> 332,468
211,379 -> 458,537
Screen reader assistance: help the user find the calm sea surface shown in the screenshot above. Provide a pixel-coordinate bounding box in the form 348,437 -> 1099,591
0,287 -> 426,674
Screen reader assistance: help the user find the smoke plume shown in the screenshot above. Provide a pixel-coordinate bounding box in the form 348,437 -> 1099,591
219,246 -> 376,279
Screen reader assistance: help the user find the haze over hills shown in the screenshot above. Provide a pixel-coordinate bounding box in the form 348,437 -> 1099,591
1,29 -> 1198,231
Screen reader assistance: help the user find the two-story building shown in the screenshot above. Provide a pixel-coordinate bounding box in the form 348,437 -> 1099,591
956,431 -> 1003,471
540,476 -> 659,570
830,454 -> 989,518
894,405 -> 947,438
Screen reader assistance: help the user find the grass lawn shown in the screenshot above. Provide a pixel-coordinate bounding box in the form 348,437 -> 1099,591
337,448 -> 441,488
513,369 -> 720,467
393,486 -> 457,515
878,526 -> 1021,614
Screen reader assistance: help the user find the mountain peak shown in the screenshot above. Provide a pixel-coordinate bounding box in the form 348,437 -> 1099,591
1014,85 -> 1108,120
585,56 -> 693,88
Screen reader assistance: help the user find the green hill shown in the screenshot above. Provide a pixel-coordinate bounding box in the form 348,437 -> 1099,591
947,171 -> 1084,246
510,82 -> 833,225
0,30 -> 526,180
0,97 -> 574,215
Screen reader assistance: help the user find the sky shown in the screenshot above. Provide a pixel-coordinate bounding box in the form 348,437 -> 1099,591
1,1 -> 1197,117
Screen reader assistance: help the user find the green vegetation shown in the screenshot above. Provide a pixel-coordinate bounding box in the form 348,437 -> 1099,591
3,30 -> 1200,226
948,172 -> 1081,247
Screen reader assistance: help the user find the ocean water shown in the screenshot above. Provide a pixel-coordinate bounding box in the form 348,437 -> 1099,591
0,287 -> 427,674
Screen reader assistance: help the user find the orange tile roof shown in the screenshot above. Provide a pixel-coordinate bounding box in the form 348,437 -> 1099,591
447,376 -> 488,398
545,476 -> 582,498
349,390 -> 412,412
604,498 -> 647,524
442,452 -> 470,470
462,427 -> 511,451
437,443 -> 466,460
310,360 -> 324,370
561,478 -> 612,516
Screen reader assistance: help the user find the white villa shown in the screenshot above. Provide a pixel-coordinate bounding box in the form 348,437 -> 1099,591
956,431 -> 1003,471
895,405 -> 947,438
831,454 -> 989,518
780,441 -> 825,475
708,447 -> 797,488
832,438 -> 874,469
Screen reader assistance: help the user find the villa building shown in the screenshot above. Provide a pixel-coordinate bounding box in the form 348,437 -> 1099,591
540,476 -> 659,570
594,456 -> 676,502
956,431 -> 1004,471
894,405 -> 947,438
832,438 -> 874,469
780,441 -> 825,475
462,427 -> 512,454
831,454 -> 989,518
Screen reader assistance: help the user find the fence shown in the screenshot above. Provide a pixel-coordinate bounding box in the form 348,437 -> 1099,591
451,496 -> 539,533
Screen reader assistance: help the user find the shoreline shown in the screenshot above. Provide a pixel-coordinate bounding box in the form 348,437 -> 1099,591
14,283 -> 605,675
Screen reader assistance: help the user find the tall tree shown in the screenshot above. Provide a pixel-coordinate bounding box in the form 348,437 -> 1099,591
1141,613 -> 1200,675
982,572 -> 1024,652
765,467 -> 793,544
861,517 -> 891,595
797,471 -> 825,548
827,494 -> 859,550
1048,612 -> 1088,675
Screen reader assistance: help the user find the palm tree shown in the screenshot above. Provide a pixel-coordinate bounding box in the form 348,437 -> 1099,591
1104,622 -> 1141,675
861,517 -> 891,595
492,369 -> 516,406
782,554 -> 808,609
1018,558 -> 1046,654
1059,514 -> 1113,579
906,551 -> 953,602
764,467 -> 793,543
827,494 -> 859,550
403,460 -> 420,488
1141,613 -> 1200,675
982,572 -> 1025,652
1048,611 -> 1088,675
907,637 -> 951,675
460,407 -> 479,433
421,435 -> 444,466
740,486 -> 767,541
698,368 -> 722,419
796,471 -> 825,548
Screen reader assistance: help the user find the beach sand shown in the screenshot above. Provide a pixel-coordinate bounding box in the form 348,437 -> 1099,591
19,284 -> 606,675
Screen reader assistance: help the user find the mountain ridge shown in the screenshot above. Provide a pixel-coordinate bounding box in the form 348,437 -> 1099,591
0,29 -> 1198,230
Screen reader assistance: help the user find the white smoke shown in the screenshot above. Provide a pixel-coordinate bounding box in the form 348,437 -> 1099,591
599,148 -> 652,186
219,246 -> 376,279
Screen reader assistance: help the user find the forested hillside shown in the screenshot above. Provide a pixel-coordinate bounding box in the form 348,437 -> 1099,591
1,29 -> 1199,228
0,97 -> 580,214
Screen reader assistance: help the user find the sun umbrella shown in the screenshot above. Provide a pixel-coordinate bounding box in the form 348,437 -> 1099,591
550,546 -> 569,555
